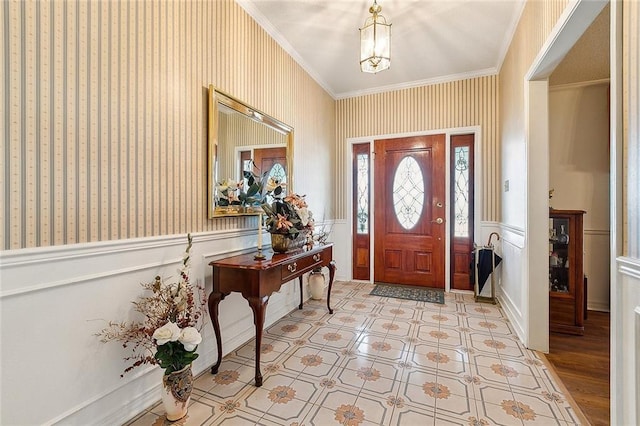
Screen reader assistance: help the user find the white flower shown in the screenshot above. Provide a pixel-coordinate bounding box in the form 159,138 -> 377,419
296,207 -> 310,227
179,327 -> 202,351
173,284 -> 188,311
152,322 -> 181,345
265,178 -> 287,194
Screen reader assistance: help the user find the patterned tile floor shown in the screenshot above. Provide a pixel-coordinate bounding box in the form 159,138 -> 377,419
126,281 -> 583,425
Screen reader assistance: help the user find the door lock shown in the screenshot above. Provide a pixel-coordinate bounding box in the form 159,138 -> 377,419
432,217 -> 444,224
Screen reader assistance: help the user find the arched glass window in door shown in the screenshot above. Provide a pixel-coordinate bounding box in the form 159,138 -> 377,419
392,156 -> 425,229
263,162 -> 287,203
268,162 -> 286,185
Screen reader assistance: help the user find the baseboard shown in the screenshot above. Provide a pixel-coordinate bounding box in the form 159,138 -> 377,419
587,301 -> 610,312
497,292 -> 526,344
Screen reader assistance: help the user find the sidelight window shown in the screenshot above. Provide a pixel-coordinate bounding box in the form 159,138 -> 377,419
453,146 -> 470,237
356,154 -> 370,234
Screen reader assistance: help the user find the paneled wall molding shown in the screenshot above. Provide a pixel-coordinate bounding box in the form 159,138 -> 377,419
0,225 -> 309,424
0,256 -> 182,299
584,228 -> 611,236
497,287 -> 525,341
500,222 -> 526,249
0,228 -> 254,269
618,256 -> 640,281
0,229 -> 264,299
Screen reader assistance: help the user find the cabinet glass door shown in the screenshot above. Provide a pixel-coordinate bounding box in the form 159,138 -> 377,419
549,217 -> 571,293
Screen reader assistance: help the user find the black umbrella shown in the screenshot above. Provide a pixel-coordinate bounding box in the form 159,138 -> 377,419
477,248 -> 502,292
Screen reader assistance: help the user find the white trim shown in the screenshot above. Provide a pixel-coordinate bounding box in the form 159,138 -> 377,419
500,223 -> 526,249
234,0 -> 335,98
588,300 -> 611,313
0,229 -> 251,267
549,78 -> 611,91
497,289 -> 525,343
526,0 -> 608,80
525,79 -> 551,352
584,228 -> 611,236
0,257 -> 182,299
336,69 -> 498,100
619,256 -> 640,281
521,0 -> 608,353
496,1 -> 527,74
610,1 -> 624,423
345,126 -> 482,290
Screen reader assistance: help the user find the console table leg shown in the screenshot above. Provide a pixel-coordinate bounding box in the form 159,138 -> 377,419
327,260 -> 336,314
248,295 -> 269,387
208,292 -> 226,374
298,276 -> 304,310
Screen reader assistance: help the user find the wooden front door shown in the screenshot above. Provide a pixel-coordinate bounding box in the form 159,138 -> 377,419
374,135 -> 446,288
253,147 -> 287,181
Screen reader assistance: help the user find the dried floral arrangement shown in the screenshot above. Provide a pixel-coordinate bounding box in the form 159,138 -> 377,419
96,234 -> 207,376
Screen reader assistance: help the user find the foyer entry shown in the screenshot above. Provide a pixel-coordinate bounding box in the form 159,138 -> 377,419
373,135 -> 446,289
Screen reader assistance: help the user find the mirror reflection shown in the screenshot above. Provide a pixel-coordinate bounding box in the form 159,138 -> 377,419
208,86 -> 293,217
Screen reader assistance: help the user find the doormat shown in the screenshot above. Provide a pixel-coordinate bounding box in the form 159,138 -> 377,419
370,283 -> 444,304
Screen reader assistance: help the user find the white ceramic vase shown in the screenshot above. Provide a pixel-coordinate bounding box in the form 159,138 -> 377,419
161,364 -> 193,421
308,270 -> 325,300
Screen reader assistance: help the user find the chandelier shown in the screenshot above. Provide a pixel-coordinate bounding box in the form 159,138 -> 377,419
359,0 -> 391,73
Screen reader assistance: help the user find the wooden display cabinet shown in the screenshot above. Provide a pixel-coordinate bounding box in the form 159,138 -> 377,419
549,209 -> 586,335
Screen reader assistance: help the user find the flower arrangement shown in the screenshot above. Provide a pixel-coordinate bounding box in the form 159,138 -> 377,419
96,234 -> 207,376
261,189 -> 314,240
216,169 -> 266,207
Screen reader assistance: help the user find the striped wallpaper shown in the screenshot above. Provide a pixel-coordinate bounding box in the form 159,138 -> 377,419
336,75 -> 500,221
1,0 -> 335,249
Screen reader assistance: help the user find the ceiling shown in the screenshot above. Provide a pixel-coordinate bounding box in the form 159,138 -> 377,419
237,0 -> 526,99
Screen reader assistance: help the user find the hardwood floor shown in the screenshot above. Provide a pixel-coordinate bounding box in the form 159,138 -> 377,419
546,311 -> 610,426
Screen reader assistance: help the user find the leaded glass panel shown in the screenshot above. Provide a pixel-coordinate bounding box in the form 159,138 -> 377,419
264,162 -> 287,204
392,156 -> 424,230
454,146 -> 470,237
268,162 -> 286,184
356,153 -> 369,234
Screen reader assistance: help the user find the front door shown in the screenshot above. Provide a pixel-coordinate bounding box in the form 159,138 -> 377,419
254,147 -> 287,183
374,135 -> 446,288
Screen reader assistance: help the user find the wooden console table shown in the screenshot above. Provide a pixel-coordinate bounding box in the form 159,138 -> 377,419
208,243 -> 336,386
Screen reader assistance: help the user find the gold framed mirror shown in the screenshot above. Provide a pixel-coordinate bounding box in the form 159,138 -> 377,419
207,85 -> 294,218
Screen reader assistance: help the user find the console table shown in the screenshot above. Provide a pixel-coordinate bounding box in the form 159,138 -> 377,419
208,243 -> 336,386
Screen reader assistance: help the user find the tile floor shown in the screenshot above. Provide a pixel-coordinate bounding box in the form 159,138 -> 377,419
126,281 -> 582,425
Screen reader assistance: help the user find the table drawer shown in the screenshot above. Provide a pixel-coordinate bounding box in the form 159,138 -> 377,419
280,250 -> 326,282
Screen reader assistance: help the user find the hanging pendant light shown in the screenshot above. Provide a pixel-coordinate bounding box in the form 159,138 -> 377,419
359,0 -> 391,73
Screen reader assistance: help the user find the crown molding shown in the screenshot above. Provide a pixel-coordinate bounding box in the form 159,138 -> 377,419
335,68 -> 498,100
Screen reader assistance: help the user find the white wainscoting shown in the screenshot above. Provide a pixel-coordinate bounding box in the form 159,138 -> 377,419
326,220 -> 352,283
613,256 -> 640,426
0,231 -> 319,425
584,229 -> 611,312
497,223 -> 527,344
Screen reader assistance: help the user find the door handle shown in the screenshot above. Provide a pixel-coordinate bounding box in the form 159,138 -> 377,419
431,217 -> 444,224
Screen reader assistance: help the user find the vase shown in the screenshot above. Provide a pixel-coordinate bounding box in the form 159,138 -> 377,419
161,364 -> 193,421
271,233 -> 306,253
308,270 -> 325,300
